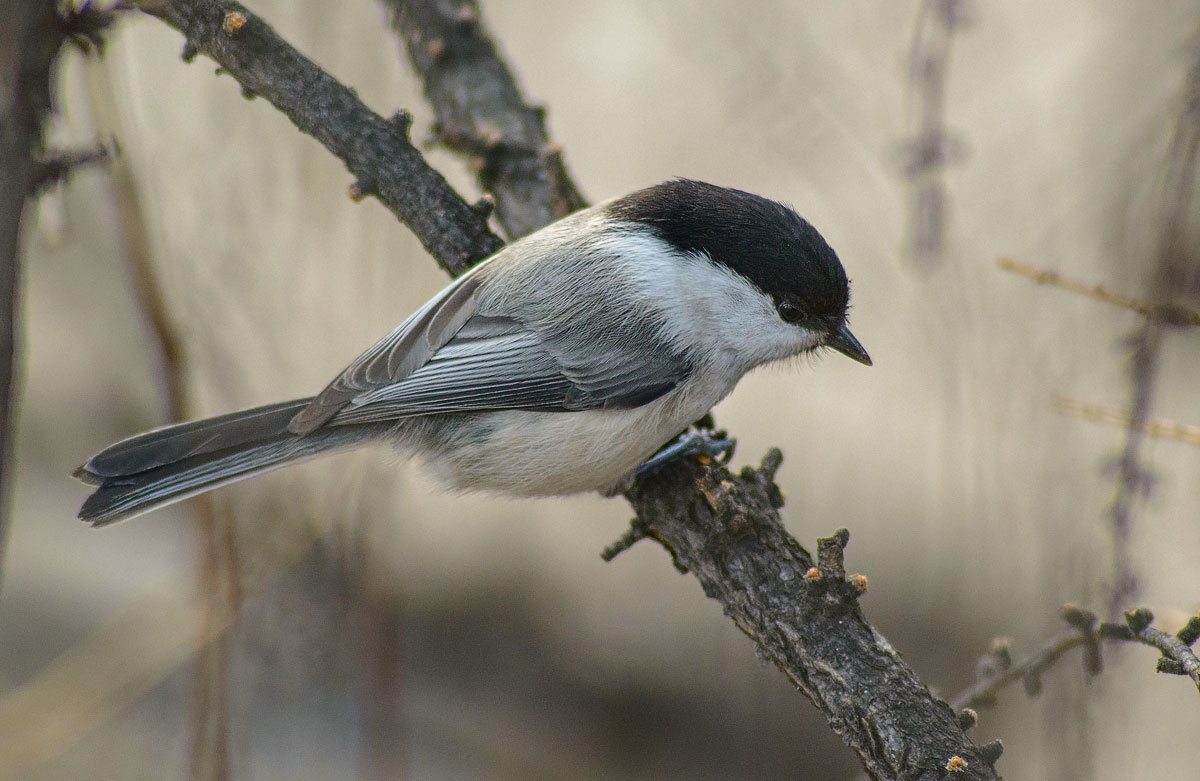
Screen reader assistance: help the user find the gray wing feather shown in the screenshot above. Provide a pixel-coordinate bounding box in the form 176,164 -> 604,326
330,314 -> 689,425
288,270 -> 486,433
292,252 -> 691,430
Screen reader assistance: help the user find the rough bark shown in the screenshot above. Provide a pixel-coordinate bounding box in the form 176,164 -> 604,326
383,0 -> 586,239
614,451 -> 1002,780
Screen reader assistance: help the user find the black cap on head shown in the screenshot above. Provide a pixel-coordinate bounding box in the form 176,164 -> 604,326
607,179 -> 852,331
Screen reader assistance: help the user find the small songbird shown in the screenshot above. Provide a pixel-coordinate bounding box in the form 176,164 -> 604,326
76,179 -> 870,525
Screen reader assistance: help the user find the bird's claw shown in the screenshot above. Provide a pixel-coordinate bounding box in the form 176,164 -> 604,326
636,429 -> 736,478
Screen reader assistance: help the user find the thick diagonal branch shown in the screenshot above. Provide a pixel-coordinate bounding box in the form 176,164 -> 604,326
382,0 -> 586,238
132,0 -> 503,276
619,452 -> 1002,780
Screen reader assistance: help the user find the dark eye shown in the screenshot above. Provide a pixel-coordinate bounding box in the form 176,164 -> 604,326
776,299 -> 805,323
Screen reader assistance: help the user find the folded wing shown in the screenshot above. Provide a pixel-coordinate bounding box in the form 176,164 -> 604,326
330,313 -> 689,424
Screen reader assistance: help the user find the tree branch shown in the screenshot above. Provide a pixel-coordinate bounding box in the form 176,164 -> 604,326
0,0 -> 79,594
382,0 -> 586,238
122,2 -> 1196,778
373,9 -> 1003,771
130,0 -> 504,276
128,4 -> 996,776
953,605 -> 1200,712
613,451 -> 1002,780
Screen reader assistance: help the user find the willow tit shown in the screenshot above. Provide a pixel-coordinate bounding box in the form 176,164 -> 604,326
76,179 -> 870,525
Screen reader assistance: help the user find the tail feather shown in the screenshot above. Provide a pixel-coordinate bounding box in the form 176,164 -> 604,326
80,398 -> 313,479
76,398 -> 381,526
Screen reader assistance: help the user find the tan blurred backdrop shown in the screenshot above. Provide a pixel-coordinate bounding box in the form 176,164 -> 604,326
2,1 -> 1199,779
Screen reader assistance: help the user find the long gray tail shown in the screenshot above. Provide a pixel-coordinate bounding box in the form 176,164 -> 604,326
75,398 -> 380,526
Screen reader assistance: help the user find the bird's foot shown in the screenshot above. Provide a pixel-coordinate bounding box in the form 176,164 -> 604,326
636,429 -> 736,479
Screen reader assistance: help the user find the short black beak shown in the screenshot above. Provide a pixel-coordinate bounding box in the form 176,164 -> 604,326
826,324 -> 871,366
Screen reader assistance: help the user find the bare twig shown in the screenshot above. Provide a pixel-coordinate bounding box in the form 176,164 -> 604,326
384,0 -> 586,239
28,141 -> 114,195
1051,396 -> 1200,448
953,605 -> 1200,712
997,257 -> 1200,327
129,0 -> 504,276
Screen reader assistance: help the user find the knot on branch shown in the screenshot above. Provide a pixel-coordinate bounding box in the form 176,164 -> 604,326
806,529 -> 870,603
348,178 -> 376,202
470,194 -> 495,219
978,739 -> 1004,767
1124,607 -> 1154,634
389,110 -> 414,141
816,528 -> 849,582
221,11 -> 247,34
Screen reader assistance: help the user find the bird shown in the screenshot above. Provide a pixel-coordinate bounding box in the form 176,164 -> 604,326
75,179 -> 870,525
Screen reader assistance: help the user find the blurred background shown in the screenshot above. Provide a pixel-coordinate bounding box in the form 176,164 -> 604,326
2,1 -> 1199,778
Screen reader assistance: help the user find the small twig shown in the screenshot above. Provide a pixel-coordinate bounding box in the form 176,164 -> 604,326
384,0 -> 587,239
600,518 -> 649,562
130,0 -> 504,276
28,141 -> 114,195
952,605 -> 1200,712
996,257 -> 1200,327
1052,396 -> 1200,448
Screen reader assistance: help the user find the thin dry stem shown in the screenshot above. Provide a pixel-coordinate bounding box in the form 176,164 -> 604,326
997,257 -> 1200,326
1052,396 -> 1200,448
953,606 -> 1200,711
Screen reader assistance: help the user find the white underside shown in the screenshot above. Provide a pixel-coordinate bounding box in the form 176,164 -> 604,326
411,371 -> 736,496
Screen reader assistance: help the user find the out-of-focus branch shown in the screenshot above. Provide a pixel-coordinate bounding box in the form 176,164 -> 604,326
1107,36 -> 1200,616
900,0 -> 971,267
28,141 -> 114,195
0,0 -> 58,593
997,257 -> 1200,327
611,452 -> 1003,781
953,605 -> 1200,712
129,0 -> 503,276
1052,396 -> 1200,448
0,0 -> 118,594
82,57 -> 240,781
382,0 -> 586,239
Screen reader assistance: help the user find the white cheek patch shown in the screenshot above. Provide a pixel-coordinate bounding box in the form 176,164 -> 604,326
583,223 -> 827,373
648,250 -> 821,370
